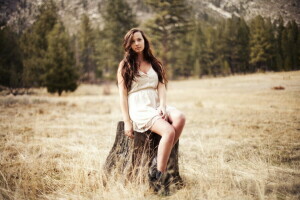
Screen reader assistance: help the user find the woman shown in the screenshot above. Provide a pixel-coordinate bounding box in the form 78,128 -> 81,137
117,28 -> 185,182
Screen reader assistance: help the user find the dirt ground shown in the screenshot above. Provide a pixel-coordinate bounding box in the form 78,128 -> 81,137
0,71 -> 299,199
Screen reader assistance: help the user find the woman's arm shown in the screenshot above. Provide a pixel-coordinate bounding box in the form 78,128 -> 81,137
157,82 -> 167,120
117,61 -> 134,138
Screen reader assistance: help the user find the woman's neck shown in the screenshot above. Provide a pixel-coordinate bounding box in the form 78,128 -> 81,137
136,52 -> 144,63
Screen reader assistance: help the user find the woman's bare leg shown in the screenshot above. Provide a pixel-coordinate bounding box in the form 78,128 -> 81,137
167,109 -> 186,146
150,118 -> 175,172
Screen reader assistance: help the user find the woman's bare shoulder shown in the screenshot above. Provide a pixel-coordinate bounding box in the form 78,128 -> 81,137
118,60 -> 125,73
119,60 -> 125,66
119,59 -> 127,69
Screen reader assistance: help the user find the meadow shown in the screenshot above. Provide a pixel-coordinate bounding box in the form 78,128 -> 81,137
0,71 -> 299,200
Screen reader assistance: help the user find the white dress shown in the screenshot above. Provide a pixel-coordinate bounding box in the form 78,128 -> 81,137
128,66 -> 175,132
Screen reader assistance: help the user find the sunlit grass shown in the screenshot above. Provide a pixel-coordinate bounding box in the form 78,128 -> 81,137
0,71 -> 299,199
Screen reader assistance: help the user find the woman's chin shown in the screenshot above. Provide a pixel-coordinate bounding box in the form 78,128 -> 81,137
134,50 -> 143,54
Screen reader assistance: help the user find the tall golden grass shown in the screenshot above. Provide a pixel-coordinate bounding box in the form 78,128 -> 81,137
0,71 -> 299,199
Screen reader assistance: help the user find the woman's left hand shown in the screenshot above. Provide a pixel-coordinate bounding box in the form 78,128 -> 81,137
157,105 -> 168,121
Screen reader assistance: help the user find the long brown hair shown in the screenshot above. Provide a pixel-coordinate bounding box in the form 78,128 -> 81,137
120,28 -> 167,91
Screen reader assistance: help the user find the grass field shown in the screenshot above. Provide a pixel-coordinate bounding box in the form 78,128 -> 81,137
0,71 -> 299,200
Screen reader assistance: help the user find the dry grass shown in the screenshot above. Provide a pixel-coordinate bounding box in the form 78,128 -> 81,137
0,71 -> 299,200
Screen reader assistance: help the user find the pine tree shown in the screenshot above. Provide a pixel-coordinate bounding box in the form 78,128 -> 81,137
201,26 -> 220,76
274,15 -> 285,71
200,16 -> 250,76
281,26 -> 291,71
222,60 -> 231,76
189,20 -> 206,77
297,27 -> 300,70
194,58 -> 201,77
77,14 -> 97,82
281,20 -> 299,71
221,18 -> 233,73
145,0 -> 191,78
0,26 -> 23,92
212,20 -> 226,76
93,29 -> 104,79
289,20 -> 299,70
174,19 -> 207,78
20,0 -> 58,87
249,15 -> 273,72
237,17 -> 250,73
170,19 -> 203,78
264,18 -> 276,71
98,0 -> 137,79
45,21 -> 78,96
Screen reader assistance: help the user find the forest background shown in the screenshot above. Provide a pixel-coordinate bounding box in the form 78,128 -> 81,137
0,0 -> 299,95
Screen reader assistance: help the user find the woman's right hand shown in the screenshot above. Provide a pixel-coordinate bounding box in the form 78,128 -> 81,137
124,120 -> 134,139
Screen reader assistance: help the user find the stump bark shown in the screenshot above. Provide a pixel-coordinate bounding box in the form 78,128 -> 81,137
104,121 -> 183,193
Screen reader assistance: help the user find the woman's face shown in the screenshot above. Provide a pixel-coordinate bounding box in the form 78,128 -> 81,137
131,32 -> 145,54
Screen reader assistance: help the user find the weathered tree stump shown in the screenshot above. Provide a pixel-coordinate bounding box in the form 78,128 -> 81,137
104,121 -> 183,193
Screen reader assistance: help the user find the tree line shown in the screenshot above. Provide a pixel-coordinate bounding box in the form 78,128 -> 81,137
0,0 -> 299,95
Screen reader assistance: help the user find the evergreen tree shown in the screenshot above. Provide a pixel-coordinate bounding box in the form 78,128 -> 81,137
249,15 -> 274,72
145,0 -> 191,78
222,60 -> 231,75
45,21 -> 78,96
192,21 -> 206,77
264,17 -> 276,71
169,19 -> 202,78
77,14 -> 97,82
217,18 -> 230,74
93,29 -> 104,79
0,26 -> 23,92
98,0 -> 137,79
281,26 -> 291,71
237,17 -> 250,73
226,16 -> 251,74
171,19 -> 208,78
20,0 -> 58,87
211,20 -> 226,76
274,15 -> 285,71
281,20 -> 299,71
289,20 -> 299,70
201,26 -> 219,76
297,27 -> 300,70
193,20 -> 218,77
171,35 -> 193,77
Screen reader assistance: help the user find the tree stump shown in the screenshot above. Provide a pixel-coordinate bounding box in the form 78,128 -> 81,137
104,121 -> 183,193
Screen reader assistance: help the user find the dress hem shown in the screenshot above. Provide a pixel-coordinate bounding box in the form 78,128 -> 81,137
133,115 -> 162,133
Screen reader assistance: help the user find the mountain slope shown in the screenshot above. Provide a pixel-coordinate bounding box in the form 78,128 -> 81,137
195,0 -> 300,23
1,0 -> 299,34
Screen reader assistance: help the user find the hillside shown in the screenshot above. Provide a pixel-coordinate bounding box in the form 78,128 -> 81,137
192,0 -> 300,23
1,0 -> 299,34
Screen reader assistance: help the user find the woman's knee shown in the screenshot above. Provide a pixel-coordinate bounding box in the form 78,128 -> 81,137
179,112 -> 186,125
164,126 -> 175,143
151,119 -> 175,140
173,111 -> 186,126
